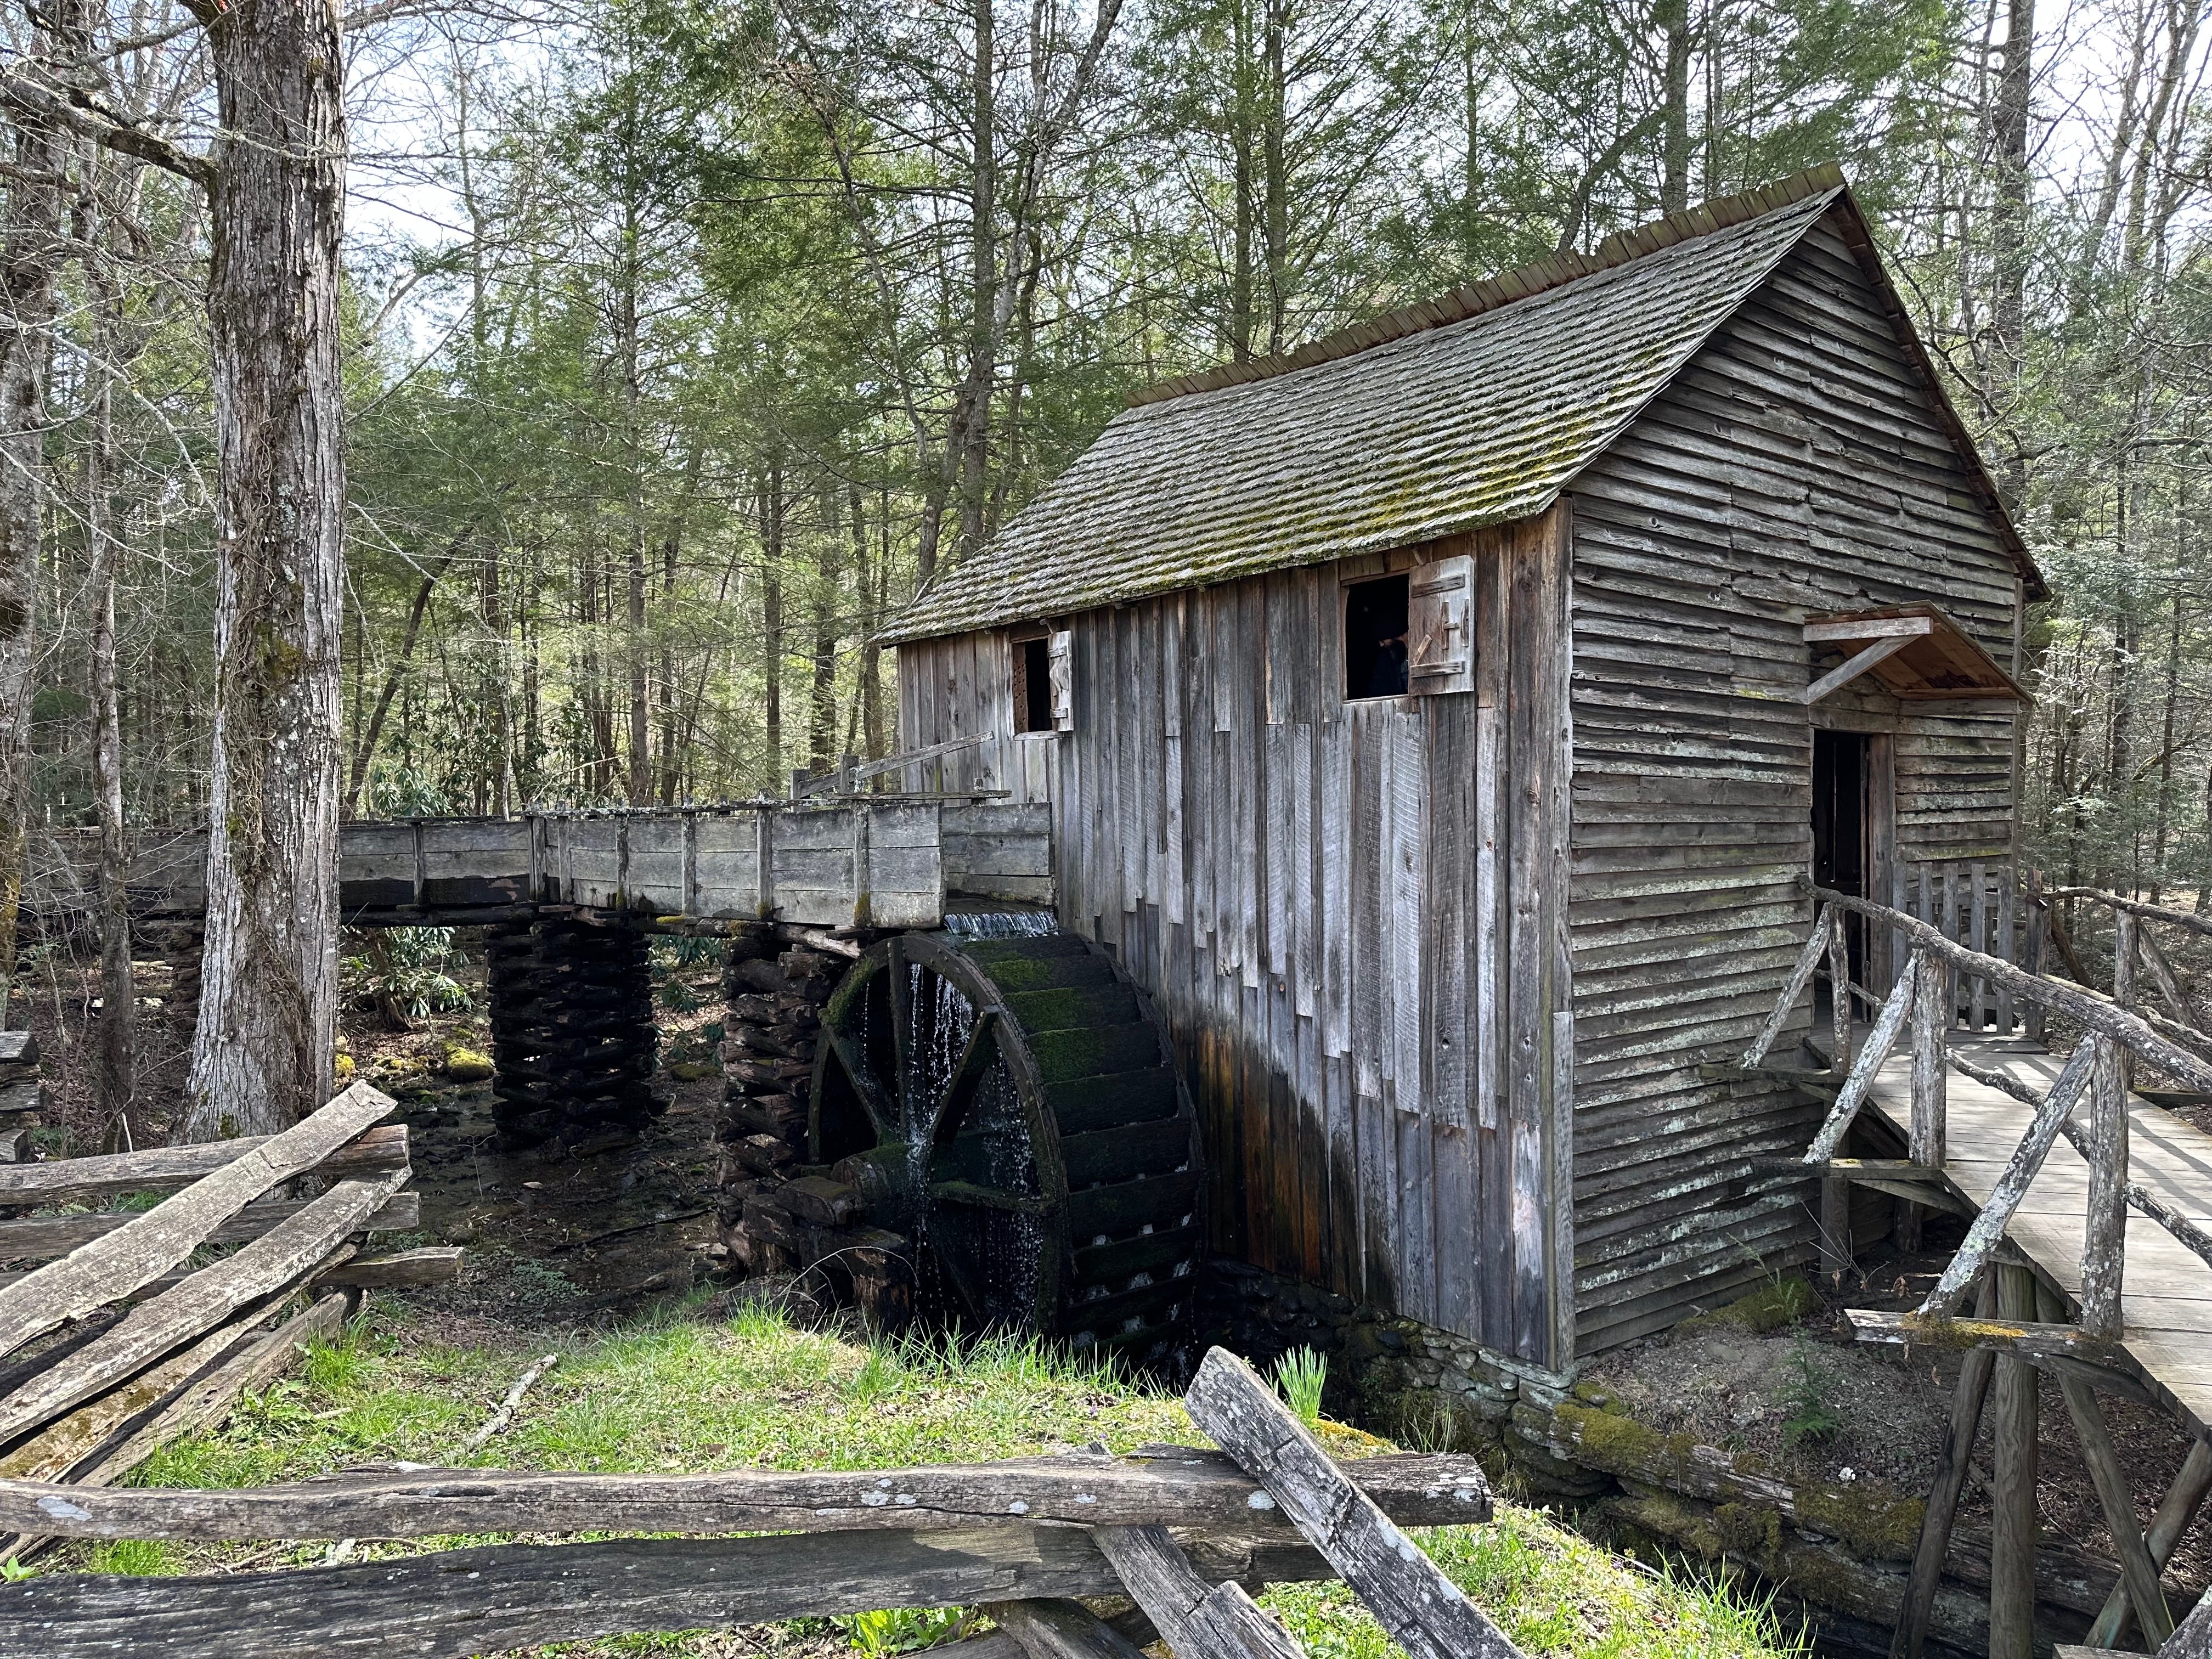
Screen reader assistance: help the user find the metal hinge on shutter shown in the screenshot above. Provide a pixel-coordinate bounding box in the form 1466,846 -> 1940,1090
1047,630 -> 1074,730
1407,554 -> 1474,695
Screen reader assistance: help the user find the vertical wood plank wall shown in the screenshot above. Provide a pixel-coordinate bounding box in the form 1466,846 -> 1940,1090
1561,221 -> 2022,1351
895,510 -> 1575,1367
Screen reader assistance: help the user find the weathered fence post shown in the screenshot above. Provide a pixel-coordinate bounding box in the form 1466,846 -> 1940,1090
1827,919 -> 1852,1072
1909,944 -> 1946,1170
2114,910 -> 2138,1087
1988,1260 -> 2040,1659
2080,1034 -> 2129,1339
2023,870 -> 2048,1046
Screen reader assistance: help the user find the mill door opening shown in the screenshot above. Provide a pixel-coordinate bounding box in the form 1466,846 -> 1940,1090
1812,730 -> 1871,999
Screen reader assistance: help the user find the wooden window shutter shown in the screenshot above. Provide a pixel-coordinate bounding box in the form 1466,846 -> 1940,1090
1048,630 -> 1074,730
1407,554 -> 1474,695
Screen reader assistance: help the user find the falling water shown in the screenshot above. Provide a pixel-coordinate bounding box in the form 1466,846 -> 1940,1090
898,911 -> 1056,1324
940,909 -> 1060,939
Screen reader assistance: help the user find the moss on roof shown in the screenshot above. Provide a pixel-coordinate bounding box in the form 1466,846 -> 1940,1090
884,168 -> 2032,645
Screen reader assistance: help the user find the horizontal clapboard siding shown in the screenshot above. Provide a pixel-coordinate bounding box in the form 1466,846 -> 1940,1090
896,512 -> 1576,1367
1562,221 -> 2021,1354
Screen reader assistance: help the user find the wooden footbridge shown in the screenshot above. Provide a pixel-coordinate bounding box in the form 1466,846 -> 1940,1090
53,792 -> 1052,931
1742,873 -> 2212,1659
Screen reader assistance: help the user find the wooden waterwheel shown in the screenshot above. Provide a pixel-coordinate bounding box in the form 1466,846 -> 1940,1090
808,928 -> 1204,1361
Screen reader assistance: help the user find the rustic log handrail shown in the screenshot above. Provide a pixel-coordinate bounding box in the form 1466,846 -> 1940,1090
2043,885 -> 2212,941
1808,884 -> 2212,1092
1946,1051 -> 2212,1275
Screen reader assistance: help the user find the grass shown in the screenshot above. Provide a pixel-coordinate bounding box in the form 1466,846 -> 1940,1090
1272,1346 -> 1328,1426
82,1295 -> 1803,1659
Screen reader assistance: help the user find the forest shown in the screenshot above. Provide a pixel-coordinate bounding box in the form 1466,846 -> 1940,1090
0,0 -> 2207,1136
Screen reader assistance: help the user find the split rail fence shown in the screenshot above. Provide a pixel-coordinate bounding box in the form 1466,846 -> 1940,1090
1744,875 -> 2212,1659
0,1082 -> 453,1568
0,1346 -> 1522,1659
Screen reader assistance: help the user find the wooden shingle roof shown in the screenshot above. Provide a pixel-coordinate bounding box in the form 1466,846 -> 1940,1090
884,168 -> 2033,645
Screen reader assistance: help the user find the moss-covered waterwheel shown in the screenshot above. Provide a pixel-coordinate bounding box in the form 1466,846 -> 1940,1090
808,928 -> 1203,1362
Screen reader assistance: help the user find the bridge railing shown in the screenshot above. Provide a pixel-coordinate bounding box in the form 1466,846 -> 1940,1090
1746,882 -> 2212,1330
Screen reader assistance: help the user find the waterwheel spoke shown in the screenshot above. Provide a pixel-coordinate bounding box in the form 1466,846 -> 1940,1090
817,1014 -> 898,1140
927,1178 -> 1052,1215
885,936 -> 915,1136
929,1008 -> 1002,1145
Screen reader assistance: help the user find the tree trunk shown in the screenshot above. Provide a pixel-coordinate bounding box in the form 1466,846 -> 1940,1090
0,8 -> 71,1029
955,0 -> 997,558
856,482 -> 883,762
808,488 -> 845,775
1660,0 -> 1693,213
1990,0 -> 2034,507
761,459 -> 785,787
179,0 -> 348,1141
84,184 -> 138,1148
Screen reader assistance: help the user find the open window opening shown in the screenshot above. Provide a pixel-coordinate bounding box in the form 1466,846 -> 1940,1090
1345,575 -> 1410,700
1013,636 -> 1052,731
1011,630 -> 1072,733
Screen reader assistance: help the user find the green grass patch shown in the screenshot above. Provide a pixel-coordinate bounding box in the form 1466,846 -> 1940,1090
91,1296 -> 1801,1658
1263,1508 -> 1803,1658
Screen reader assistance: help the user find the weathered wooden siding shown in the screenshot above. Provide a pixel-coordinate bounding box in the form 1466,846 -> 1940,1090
1562,217 -> 2022,1352
895,510 -> 1576,1367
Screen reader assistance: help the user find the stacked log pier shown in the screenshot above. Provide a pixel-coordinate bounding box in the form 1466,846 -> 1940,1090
715,929 -> 833,1208
0,1037 -> 36,1161
487,918 -> 661,1152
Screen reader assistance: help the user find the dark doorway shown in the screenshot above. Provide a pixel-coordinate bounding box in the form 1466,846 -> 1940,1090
1812,731 -> 1869,897
1813,730 -> 1871,990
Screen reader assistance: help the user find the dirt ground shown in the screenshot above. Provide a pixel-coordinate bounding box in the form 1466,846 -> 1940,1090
1582,1227 -> 2212,1602
19,929 -> 737,1323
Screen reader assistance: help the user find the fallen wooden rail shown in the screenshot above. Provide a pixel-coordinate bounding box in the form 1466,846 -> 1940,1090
0,1348 -> 1523,1659
0,1445 -> 1489,1542
0,1083 -> 443,1567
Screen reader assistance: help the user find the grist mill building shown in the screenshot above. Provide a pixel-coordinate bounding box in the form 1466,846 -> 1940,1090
876,165 -> 2037,1374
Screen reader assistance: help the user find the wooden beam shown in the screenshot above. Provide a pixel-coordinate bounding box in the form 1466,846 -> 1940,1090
0,1082 -> 396,1360
1919,1036 -> 2100,1318
1990,1264 -> 2039,1659
0,1173 -> 396,1443
1799,635 -> 1916,704
0,1525 -> 1335,1659
2084,1439 -> 2212,1647
1803,955 -> 1920,1164
0,1447 -> 1494,1543
2080,1037 -> 2129,1339
1909,944 -> 1946,1166
0,1122 -> 407,1211
1804,616 -> 1936,643
1741,906 -> 1832,1066
1182,1348 -> 1523,1659
984,1598 -> 1149,1659
1888,1279 -> 1999,1659
2057,1375 -> 2173,1645
0,1192 -> 419,1264
2043,887 -> 2212,942
312,1248 -> 463,1290
1092,1525 -> 1306,1659
1846,1308 -> 2126,1367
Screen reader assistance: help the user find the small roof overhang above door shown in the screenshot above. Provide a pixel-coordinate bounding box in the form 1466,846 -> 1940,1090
1799,604 -> 2030,705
